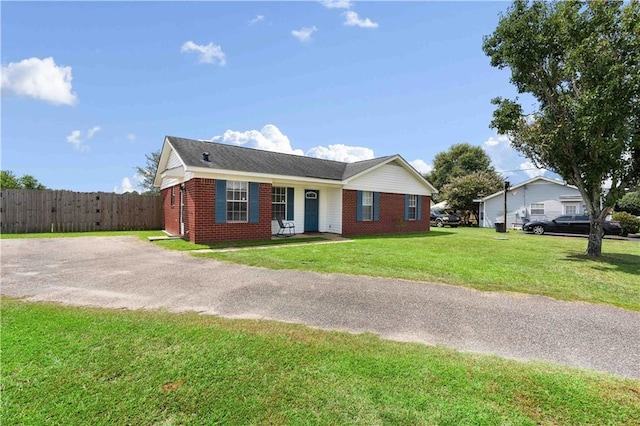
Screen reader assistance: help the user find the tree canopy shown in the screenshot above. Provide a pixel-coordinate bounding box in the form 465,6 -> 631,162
483,0 -> 639,256
440,171 -> 504,222
426,143 -> 497,191
135,150 -> 161,194
1,171 -> 46,190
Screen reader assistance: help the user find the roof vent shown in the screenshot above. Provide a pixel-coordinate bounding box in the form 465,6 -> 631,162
202,152 -> 210,162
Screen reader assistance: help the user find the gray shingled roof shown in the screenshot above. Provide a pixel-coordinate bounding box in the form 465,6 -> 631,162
166,136 -> 395,181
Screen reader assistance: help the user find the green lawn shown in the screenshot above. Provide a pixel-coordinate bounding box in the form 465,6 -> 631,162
3,298 -> 639,425
196,228 -> 640,311
152,236 -> 326,251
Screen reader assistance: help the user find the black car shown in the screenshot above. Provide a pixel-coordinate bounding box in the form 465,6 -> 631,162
430,209 -> 461,228
522,215 -> 622,235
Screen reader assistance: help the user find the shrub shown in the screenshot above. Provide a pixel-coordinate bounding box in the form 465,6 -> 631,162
612,211 -> 640,236
615,191 -> 640,216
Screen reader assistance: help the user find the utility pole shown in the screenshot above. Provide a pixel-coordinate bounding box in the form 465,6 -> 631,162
503,180 -> 510,232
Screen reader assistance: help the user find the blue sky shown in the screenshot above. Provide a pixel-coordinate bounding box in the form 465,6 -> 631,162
2,1 -> 548,193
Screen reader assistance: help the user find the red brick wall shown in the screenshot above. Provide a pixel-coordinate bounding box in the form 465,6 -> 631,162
177,178 -> 272,244
161,185 -> 181,236
342,190 -> 431,236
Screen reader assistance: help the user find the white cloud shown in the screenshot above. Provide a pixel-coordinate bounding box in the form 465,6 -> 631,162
181,41 -> 226,66
126,133 -> 136,142
292,26 -> 317,43
520,161 -> 547,179
409,159 -> 433,175
249,15 -> 264,25
211,124 -> 304,155
211,124 -> 378,163
1,57 -> 77,105
113,177 -> 136,194
319,0 -> 352,9
87,126 -> 101,138
483,135 -> 506,147
482,134 -> 549,182
342,11 -> 378,28
307,144 -> 374,163
66,126 -> 100,152
66,130 -> 83,150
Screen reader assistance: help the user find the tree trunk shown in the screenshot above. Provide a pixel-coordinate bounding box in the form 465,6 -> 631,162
586,217 -> 604,257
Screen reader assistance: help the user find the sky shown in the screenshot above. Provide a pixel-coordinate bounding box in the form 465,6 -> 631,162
1,0 -> 551,193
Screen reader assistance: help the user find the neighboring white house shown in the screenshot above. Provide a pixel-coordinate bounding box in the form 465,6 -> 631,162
476,176 -> 584,229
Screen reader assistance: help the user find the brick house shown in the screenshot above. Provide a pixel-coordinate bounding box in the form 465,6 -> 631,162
154,136 -> 437,244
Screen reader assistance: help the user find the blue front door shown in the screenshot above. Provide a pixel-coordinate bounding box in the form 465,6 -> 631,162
304,190 -> 319,232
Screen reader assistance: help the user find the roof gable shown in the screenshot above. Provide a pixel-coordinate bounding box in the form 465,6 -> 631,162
479,176 -> 577,201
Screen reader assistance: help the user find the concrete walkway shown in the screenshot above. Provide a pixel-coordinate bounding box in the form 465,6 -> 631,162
2,236 -> 638,379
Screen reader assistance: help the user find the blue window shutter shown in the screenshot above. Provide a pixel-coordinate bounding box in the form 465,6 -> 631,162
417,195 -> 422,220
286,187 -> 294,220
215,180 -> 227,223
404,194 -> 410,220
373,192 -> 380,221
356,190 -> 363,222
249,182 -> 260,223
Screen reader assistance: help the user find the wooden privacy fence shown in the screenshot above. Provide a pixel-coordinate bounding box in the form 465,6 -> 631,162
0,189 -> 163,234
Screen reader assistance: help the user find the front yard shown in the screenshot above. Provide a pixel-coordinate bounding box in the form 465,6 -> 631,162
192,228 -> 640,311
3,298 -> 639,425
3,228 -> 639,424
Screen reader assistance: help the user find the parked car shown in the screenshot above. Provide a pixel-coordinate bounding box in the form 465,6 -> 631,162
430,209 -> 461,228
522,215 -> 623,235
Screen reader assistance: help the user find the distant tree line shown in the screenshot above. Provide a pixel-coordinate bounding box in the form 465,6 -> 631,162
1,171 -> 46,190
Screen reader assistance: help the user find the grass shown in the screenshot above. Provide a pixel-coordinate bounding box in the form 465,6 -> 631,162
0,230 -> 165,240
0,230 -> 325,251
196,227 -> 640,311
152,236 -> 327,251
3,297 -> 639,425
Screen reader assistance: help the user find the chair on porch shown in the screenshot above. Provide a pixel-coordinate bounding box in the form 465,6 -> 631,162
276,215 -> 296,237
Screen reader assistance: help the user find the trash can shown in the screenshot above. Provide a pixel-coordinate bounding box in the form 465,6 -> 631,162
494,222 -> 506,233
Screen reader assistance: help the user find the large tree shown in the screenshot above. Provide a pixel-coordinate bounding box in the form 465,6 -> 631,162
483,0 -> 639,257
135,150 -> 161,194
440,171 -> 504,224
426,143 -> 497,191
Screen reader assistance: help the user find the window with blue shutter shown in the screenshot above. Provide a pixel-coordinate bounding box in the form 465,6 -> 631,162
356,191 -> 377,222
417,195 -> 422,220
406,194 -> 418,220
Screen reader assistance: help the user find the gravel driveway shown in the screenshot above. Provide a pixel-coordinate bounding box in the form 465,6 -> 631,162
2,236 -> 639,379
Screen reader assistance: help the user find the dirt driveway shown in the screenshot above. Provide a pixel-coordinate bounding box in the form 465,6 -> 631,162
2,236 -> 639,379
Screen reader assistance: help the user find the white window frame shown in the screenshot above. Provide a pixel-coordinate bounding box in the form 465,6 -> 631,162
564,204 -> 578,215
362,191 -> 373,221
530,203 -> 545,216
272,187 -> 287,220
408,194 -> 418,220
226,181 -> 248,223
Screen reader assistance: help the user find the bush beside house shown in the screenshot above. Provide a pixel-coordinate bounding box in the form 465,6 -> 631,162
612,212 -> 640,236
